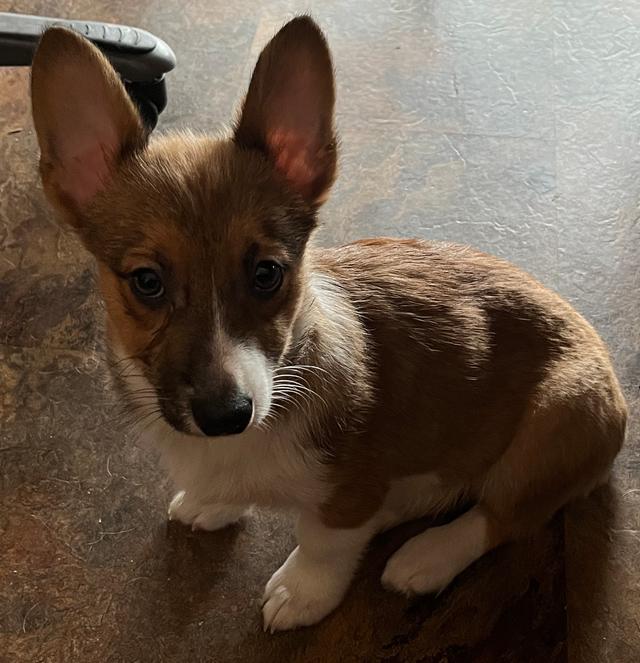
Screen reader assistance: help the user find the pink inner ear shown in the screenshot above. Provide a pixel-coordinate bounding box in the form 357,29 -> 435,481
267,128 -> 318,194
56,141 -> 113,208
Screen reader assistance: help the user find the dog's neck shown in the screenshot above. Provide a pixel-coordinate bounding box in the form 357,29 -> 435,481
280,265 -> 374,438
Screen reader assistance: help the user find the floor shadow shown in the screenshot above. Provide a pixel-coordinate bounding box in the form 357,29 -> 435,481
564,482 -> 618,662
107,518 -> 243,661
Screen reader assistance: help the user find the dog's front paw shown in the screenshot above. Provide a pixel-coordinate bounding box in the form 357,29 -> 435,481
168,491 -> 248,531
262,546 -> 349,632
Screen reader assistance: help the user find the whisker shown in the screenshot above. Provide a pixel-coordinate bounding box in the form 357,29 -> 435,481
274,363 -> 330,374
126,407 -> 164,429
274,364 -> 331,379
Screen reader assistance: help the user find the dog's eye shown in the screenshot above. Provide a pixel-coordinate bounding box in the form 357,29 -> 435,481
130,268 -> 165,300
253,261 -> 283,294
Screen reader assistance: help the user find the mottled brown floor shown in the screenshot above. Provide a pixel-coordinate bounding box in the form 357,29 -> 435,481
1,1 -> 638,662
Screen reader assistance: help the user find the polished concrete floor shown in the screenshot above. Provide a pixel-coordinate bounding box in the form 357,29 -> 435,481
1,1 -> 639,661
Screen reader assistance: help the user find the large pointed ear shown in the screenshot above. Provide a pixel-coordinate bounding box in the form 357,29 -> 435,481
234,16 -> 337,206
31,27 -> 146,223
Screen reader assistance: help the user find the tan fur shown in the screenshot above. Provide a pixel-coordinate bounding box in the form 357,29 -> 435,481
31,17 -> 627,629
31,27 -> 145,220
305,240 -> 626,532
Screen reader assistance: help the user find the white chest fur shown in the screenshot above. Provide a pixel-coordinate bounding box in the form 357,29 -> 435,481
147,419 -> 328,509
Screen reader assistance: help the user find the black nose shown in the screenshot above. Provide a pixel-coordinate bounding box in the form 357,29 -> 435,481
190,393 -> 253,437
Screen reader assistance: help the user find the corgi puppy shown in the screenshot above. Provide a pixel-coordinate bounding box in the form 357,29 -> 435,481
31,17 -> 626,632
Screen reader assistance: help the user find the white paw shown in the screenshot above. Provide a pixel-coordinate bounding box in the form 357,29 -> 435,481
262,547 -> 350,632
381,527 -> 462,596
168,491 -> 249,531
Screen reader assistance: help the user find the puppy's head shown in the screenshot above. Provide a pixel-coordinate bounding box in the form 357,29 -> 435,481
31,17 -> 336,437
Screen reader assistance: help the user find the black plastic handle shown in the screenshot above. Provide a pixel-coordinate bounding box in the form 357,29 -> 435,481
0,12 -> 176,82
0,12 -> 176,129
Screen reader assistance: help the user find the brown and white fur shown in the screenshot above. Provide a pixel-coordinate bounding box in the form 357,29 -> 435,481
31,18 -> 627,632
